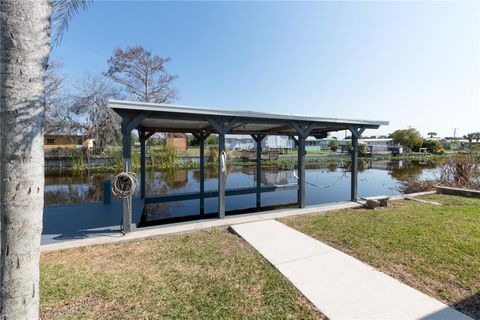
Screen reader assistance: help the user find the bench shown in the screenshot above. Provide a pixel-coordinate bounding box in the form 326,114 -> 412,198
361,196 -> 390,209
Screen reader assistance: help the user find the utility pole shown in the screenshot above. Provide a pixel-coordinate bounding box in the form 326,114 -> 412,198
452,128 -> 459,139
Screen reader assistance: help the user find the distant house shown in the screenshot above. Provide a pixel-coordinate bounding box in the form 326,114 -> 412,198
305,137 -> 330,151
357,138 -> 397,153
44,134 -> 93,150
302,137 -> 400,154
440,138 -> 473,150
166,133 -> 187,153
225,135 -> 255,150
263,135 -> 292,150
225,135 -> 293,150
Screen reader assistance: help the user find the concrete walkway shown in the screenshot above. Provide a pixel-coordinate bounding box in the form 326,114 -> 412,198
231,220 -> 471,320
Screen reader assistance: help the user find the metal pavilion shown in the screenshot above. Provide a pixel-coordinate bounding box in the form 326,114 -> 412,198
109,100 -> 388,232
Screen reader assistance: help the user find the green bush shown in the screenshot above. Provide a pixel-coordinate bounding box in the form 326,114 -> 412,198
150,144 -> 177,168
391,128 -> 423,151
71,148 -> 85,172
343,143 -> 366,155
328,140 -> 338,152
208,145 -> 218,162
422,140 -> 443,154
147,137 -> 164,147
206,135 -> 219,146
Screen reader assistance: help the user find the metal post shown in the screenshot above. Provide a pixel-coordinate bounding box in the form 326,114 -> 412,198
256,138 -> 262,210
298,136 -> 306,208
218,133 -> 226,218
252,134 -> 265,210
122,126 -> 132,233
140,130 -> 146,199
197,133 -> 210,216
348,126 -> 364,202
207,117 -> 239,219
199,137 -> 205,216
351,134 -> 358,201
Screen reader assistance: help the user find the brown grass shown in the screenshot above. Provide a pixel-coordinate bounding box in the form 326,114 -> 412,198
401,152 -> 480,193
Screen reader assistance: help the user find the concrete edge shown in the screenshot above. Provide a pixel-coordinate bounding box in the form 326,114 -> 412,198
388,190 -> 437,200
436,186 -> 480,198
41,201 -> 361,253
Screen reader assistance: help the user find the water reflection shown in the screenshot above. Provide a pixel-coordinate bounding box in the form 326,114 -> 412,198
45,160 -> 441,211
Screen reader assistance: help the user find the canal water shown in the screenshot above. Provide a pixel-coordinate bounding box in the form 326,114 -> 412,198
45,159 -> 439,222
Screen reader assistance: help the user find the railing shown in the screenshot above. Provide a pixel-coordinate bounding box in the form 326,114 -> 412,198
144,184 -> 297,204
241,150 -> 279,161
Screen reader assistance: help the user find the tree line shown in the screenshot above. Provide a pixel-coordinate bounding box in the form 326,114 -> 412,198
391,128 -> 480,153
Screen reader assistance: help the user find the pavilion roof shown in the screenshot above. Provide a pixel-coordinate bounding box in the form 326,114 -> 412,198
110,100 -> 388,137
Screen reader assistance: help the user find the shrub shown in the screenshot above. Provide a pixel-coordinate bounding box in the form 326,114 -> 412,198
208,145 -> 218,162
391,128 -> 423,151
438,152 -> 480,189
400,152 -> 480,193
421,140 -> 443,154
207,146 -> 232,162
328,140 -> 338,152
399,180 -> 437,193
150,145 -> 177,167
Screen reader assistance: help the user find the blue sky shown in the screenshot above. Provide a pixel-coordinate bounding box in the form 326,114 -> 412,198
52,1 -> 479,138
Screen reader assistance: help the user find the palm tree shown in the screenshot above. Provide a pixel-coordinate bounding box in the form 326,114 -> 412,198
464,133 -> 474,144
427,132 -> 437,139
0,1 -> 89,318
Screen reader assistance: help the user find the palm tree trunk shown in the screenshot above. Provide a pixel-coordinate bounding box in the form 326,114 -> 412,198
0,1 -> 51,318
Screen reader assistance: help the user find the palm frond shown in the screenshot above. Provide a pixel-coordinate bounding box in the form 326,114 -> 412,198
52,0 -> 92,46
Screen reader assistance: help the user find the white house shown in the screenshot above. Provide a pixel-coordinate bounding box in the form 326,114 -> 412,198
263,135 -> 292,150
225,135 -> 292,150
225,135 -> 255,150
357,138 -> 397,153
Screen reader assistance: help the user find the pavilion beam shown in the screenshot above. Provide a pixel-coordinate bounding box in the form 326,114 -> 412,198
145,131 -> 155,140
193,132 -> 210,216
252,134 -> 266,210
121,120 -> 133,233
348,126 -> 366,201
292,122 -> 315,209
125,111 -> 151,132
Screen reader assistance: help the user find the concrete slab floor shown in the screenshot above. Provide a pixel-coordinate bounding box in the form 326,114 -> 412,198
41,201 -> 360,252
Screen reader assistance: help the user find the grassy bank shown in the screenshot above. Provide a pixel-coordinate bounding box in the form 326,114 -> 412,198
41,230 -> 322,319
57,153 -> 449,174
280,194 -> 480,319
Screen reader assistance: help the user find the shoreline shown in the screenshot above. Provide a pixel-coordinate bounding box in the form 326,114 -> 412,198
45,154 -> 449,174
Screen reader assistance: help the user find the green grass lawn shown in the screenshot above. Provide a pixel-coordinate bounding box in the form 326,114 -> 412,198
280,194 -> 480,319
40,230 -> 322,319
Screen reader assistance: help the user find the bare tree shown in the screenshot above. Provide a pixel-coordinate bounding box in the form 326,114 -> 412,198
45,59 -> 75,134
70,75 -> 121,151
0,1 -> 89,318
105,45 -> 177,103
